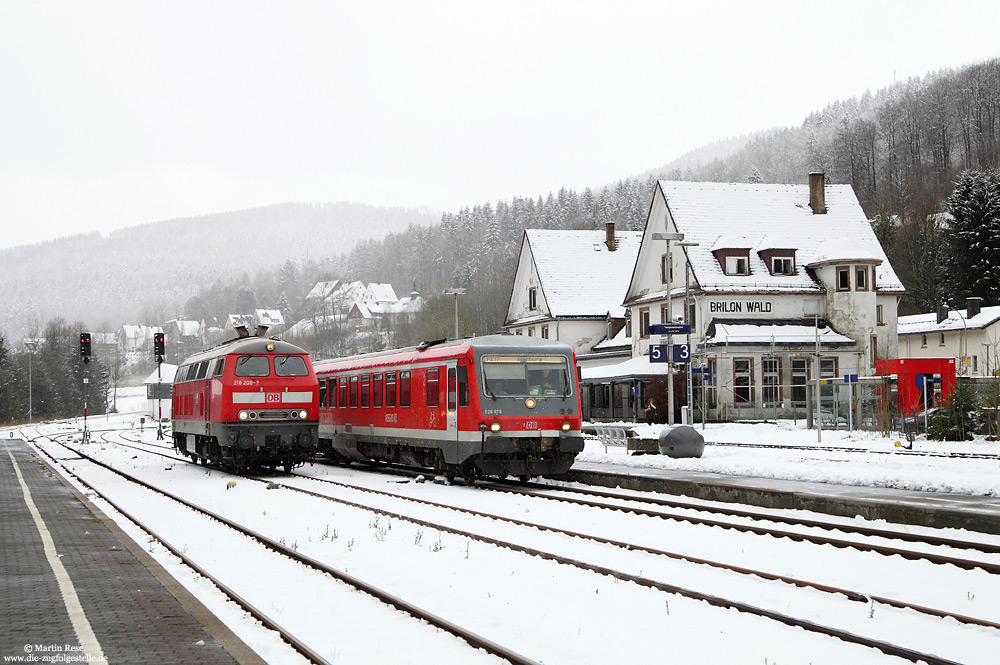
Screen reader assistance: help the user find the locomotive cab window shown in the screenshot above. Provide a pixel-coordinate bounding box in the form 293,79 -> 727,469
235,355 -> 271,377
275,355 -> 309,376
481,355 -> 571,397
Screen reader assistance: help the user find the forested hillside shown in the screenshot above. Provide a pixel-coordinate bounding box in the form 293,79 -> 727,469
336,58 -> 1000,334
1,202 -> 437,342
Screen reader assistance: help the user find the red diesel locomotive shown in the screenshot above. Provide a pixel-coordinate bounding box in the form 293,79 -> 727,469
172,327 -> 319,472
314,334 -> 585,482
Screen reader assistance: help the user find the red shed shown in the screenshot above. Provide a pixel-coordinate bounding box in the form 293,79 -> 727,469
876,357 -> 957,415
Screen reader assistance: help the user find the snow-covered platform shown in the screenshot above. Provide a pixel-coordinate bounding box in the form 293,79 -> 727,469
559,461 -> 1000,536
0,439 -> 261,665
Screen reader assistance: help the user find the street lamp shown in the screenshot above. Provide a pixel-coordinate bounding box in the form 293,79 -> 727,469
24,338 -> 38,423
443,288 -> 466,339
651,232 -> 684,425
677,241 -> 699,425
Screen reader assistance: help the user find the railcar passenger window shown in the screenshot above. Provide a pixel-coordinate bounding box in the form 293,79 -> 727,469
319,379 -> 328,408
275,355 -> 309,376
361,375 -> 370,407
385,372 -> 397,407
373,374 -> 383,408
338,377 -> 347,408
400,371 -> 411,408
426,368 -> 439,408
235,355 -> 270,377
457,365 -> 469,406
349,376 -> 359,408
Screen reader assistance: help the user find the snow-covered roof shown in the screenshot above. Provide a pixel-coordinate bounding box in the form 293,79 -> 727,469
591,324 -> 630,352
703,321 -> 857,347
256,309 -> 284,326
305,280 -> 340,300
580,354 -> 672,381
523,229 -> 642,319
143,363 -> 177,384
365,282 -> 398,304
650,181 -> 904,295
898,305 -> 1000,335
168,319 -> 201,338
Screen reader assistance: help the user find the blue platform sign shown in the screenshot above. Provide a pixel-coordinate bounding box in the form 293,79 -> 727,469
843,374 -> 858,383
649,323 -> 691,335
672,344 -> 690,362
649,345 -> 670,362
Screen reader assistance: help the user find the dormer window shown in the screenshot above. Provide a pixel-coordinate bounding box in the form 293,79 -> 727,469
726,256 -> 748,275
758,248 -> 796,276
772,257 -> 794,275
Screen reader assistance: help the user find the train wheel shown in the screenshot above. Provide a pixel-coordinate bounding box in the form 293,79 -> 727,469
461,463 -> 478,486
231,447 -> 247,474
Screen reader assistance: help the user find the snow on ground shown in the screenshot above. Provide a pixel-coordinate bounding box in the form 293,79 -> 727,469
579,420 -> 1000,497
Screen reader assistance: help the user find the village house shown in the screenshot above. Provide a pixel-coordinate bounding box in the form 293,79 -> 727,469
897,298 -> 1000,377
504,224 -> 642,359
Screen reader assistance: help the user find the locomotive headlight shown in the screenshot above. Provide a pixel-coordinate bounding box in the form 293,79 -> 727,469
489,421 -> 501,433
238,410 -> 249,421
524,397 -> 537,409
561,421 -> 572,432
266,343 -> 275,351
299,410 -> 308,419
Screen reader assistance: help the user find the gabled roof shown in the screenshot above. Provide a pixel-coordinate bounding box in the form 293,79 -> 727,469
520,229 -> 642,319
365,283 -> 398,304
628,181 -> 905,301
256,309 -> 284,326
305,280 -> 341,300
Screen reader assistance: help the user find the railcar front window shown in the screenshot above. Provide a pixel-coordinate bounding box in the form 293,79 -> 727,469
275,355 -> 309,376
481,355 -> 571,397
235,355 -> 270,377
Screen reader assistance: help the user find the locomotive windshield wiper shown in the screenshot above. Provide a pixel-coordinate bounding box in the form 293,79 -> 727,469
484,377 -> 497,400
562,369 -> 571,397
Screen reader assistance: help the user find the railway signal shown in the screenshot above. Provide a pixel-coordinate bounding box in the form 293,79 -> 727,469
79,332 -> 91,362
154,332 -> 165,363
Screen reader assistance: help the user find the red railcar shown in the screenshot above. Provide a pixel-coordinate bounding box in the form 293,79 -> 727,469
314,335 -> 585,482
171,330 -> 318,472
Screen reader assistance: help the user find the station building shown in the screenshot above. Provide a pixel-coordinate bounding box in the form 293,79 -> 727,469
897,299 -> 1000,377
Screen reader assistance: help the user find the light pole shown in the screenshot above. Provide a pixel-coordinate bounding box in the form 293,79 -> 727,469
652,232 -> 684,425
443,288 -> 466,339
24,338 -> 38,423
677,241 -> 699,425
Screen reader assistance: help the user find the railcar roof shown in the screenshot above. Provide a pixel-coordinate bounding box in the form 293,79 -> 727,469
178,336 -> 308,365
314,334 -> 574,371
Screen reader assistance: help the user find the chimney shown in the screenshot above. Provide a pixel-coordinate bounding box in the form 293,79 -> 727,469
936,305 -> 949,324
967,297 -> 982,318
809,172 -> 827,214
605,222 -> 616,251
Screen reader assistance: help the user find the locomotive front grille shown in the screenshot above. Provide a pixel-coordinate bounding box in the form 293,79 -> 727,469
256,410 -> 292,420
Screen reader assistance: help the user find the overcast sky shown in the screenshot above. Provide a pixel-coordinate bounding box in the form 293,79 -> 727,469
2,1 -> 999,250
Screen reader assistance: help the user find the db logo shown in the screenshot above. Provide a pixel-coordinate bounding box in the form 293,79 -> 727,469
265,393 -> 281,403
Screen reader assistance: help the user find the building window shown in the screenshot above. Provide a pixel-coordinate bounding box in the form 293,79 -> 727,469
762,357 -> 781,407
661,254 -> 673,284
856,267 -> 868,291
733,358 -> 753,406
871,267 -> 877,290
772,257 -> 794,275
541,325 -> 549,339
921,333 -> 927,348
876,304 -> 884,325
687,302 -> 696,330
640,309 -> 650,338
527,327 -> 534,337
837,266 -> 851,291
939,333 -> 946,346
529,287 -> 538,310
725,256 -> 748,275
515,329 -> 523,335
791,359 -> 808,405
871,335 -> 878,367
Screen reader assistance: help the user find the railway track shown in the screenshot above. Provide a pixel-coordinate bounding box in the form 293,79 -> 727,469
35,426 -> 1000,664
34,435 -> 537,665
